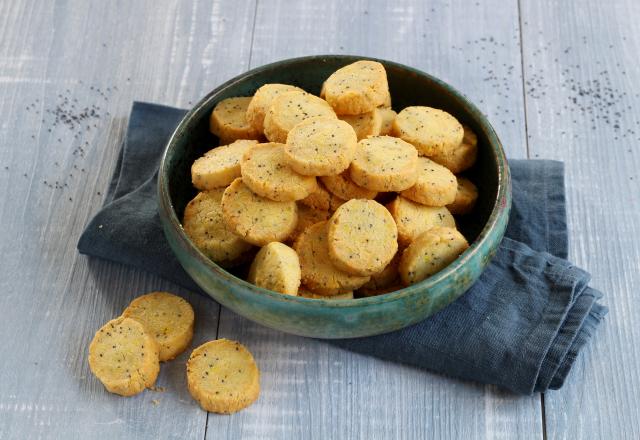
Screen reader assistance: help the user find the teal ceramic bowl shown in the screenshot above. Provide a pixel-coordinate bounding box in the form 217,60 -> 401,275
158,55 -> 511,339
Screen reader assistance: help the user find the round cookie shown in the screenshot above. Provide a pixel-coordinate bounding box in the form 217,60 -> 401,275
247,242 -> 301,296
88,316 -> 160,396
320,171 -> 378,200
338,110 -> 382,140
263,91 -> 337,143
399,227 -> 469,286
183,189 -> 253,267
285,117 -> 358,176
446,177 -> 478,215
241,142 -> 318,202
246,83 -> 304,133
327,199 -> 398,276
122,292 -> 195,362
401,157 -> 458,207
191,140 -> 258,190
293,221 -> 370,295
349,135 -> 419,192
378,107 -> 397,135
299,182 -> 346,212
287,204 -> 331,244
430,125 -> 478,174
387,195 -> 456,246
392,106 -> 463,157
186,339 -> 260,414
321,60 -> 389,115
209,97 -> 261,143
221,178 -> 298,246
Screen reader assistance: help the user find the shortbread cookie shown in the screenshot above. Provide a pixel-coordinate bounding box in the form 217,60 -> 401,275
320,171 -> 378,200
263,91 -> 337,143
191,140 -> 258,190
288,204 -> 331,243
299,182 -> 346,212
221,178 -> 298,246
241,143 -> 318,202
88,317 -> 160,396
387,195 -> 456,246
349,135 -> 419,192
246,83 -> 304,133
248,242 -> 301,295
294,221 -> 370,295
339,110 -> 382,140
359,252 -> 401,291
122,292 -> 195,362
378,107 -> 397,135
401,157 -> 457,207
399,227 -> 469,285
299,288 -> 354,300
430,125 -> 478,174
447,177 -> 478,215
392,106 -> 463,157
322,60 -> 389,115
209,97 -> 261,143
186,339 -> 260,414
183,189 -> 253,266
285,117 -> 358,176
327,199 -> 398,276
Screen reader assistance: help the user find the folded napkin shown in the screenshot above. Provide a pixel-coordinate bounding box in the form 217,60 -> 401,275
78,102 -> 607,394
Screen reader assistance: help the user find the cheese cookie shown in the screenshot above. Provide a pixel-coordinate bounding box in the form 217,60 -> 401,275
401,157 -> 457,207
387,195 -> 456,246
339,110 -> 382,140
209,97 -> 262,144
248,242 -> 301,295
320,171 -> 378,200
246,83 -> 304,133
288,204 -> 331,244
392,106 -> 463,157
430,125 -> 478,174
378,107 -> 397,135
299,182 -> 346,212
191,140 -> 258,190
446,177 -> 478,215
321,60 -> 389,115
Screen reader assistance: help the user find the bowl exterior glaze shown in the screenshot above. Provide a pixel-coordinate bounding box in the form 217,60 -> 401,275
158,55 -> 511,339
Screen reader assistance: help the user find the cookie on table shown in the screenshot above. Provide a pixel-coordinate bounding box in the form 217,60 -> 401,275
186,339 -> 260,414
321,60 -> 389,115
246,83 -> 304,133
293,221 -> 370,295
287,204 -> 331,244
88,317 -> 160,396
378,107 -> 397,135
320,171 -> 378,200
299,182 -> 346,212
209,97 -> 262,144
299,288 -> 354,300
338,110 -> 382,140
263,91 -> 337,143
447,177 -> 478,215
241,142 -> 318,202
221,178 -> 298,246
248,242 -> 301,296
387,195 -> 456,246
285,117 -> 358,176
392,106 -> 463,157
327,199 -> 398,276
399,227 -> 469,285
183,189 -> 253,267
430,125 -> 478,174
191,140 -> 258,190
401,157 -> 457,207
122,292 -> 195,362
349,135 -> 419,192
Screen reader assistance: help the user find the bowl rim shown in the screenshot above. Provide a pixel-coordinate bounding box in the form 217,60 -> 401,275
158,54 -> 511,309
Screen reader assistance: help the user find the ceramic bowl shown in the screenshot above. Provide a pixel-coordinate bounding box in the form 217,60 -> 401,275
158,55 -> 511,339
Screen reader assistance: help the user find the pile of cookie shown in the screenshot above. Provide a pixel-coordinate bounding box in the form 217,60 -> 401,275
185,60 -> 479,299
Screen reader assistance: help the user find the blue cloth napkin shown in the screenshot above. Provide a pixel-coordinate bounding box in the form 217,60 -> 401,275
78,102 -> 607,394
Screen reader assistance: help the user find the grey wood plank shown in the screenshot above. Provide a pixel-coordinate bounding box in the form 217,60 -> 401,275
0,0 -> 256,438
519,0 -> 640,438
210,1 -> 543,439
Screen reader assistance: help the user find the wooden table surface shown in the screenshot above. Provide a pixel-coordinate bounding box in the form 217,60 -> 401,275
1,0 -> 638,438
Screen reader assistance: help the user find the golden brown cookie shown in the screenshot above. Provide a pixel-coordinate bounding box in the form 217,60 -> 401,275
183,189 -> 253,267
378,107 -> 397,135
186,339 -> 260,414
209,97 -> 261,143
338,110 -> 382,140
320,171 -> 378,200
430,125 -> 478,174
387,195 -> 456,246
191,140 -> 258,190
263,91 -> 337,143
349,135 -> 419,192
88,317 -> 160,396
221,178 -> 298,246
359,252 -> 401,291
299,182 -> 346,212
293,221 -> 370,295
447,177 -> 479,215
327,199 -> 398,276
399,227 -> 469,285
122,292 -> 195,362
247,242 -> 301,295
401,157 -> 458,207
287,204 -> 331,244
284,117 -> 358,176
392,106 -> 463,157
246,83 -> 304,133
241,142 -> 318,202
322,60 -> 390,115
